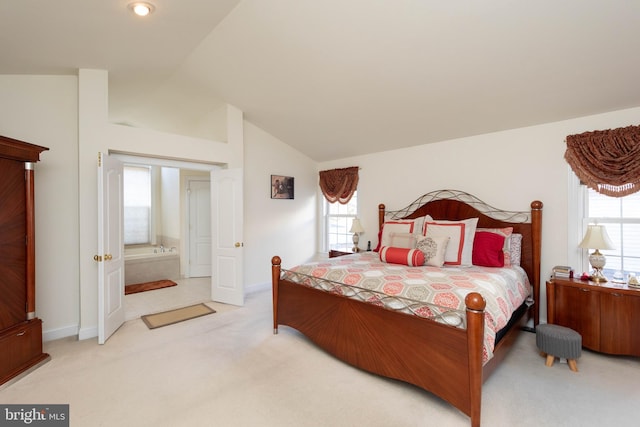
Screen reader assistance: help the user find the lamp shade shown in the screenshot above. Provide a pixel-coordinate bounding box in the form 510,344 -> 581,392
349,218 -> 365,234
578,225 -> 614,250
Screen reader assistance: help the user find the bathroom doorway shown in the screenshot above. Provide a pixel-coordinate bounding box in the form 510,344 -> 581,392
115,154 -> 216,320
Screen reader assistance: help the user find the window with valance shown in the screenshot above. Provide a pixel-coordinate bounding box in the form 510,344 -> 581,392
319,166 -> 359,204
565,124 -> 640,197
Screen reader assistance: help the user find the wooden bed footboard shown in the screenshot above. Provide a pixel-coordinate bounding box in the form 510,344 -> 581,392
271,193 -> 541,427
272,256 -> 487,427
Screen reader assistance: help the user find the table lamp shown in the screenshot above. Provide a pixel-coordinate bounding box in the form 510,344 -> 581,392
349,218 -> 365,253
578,224 -> 614,283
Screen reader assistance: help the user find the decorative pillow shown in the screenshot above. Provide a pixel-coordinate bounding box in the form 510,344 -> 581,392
374,220 -> 418,252
379,246 -> 425,266
510,233 -> 523,266
389,232 -> 416,249
415,235 -> 450,267
472,231 -> 506,267
422,218 -> 479,266
476,227 -> 513,266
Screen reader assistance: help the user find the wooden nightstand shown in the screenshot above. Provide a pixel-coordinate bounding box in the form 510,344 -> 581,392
546,277 -> 640,356
329,250 -> 353,258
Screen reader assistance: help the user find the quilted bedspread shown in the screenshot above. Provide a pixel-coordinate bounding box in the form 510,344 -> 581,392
282,251 -> 531,363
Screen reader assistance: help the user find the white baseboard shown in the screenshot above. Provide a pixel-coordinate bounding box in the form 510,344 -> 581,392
43,324 -> 79,342
77,326 -> 98,341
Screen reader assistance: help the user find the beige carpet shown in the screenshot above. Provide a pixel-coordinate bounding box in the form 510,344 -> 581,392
141,303 -> 215,329
1,288 -> 638,426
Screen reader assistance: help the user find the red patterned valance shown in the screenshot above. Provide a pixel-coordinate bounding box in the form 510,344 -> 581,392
319,166 -> 359,204
565,124 -> 640,197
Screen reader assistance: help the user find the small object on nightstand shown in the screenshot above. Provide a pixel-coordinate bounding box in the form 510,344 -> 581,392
552,265 -> 573,279
578,224 -> 614,283
628,274 -> 640,288
612,271 -> 625,283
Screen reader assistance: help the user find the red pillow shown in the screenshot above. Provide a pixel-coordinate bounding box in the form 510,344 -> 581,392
379,246 -> 425,266
472,231 -> 505,267
373,228 -> 383,252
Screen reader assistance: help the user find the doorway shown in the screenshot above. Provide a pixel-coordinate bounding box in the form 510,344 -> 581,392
98,153 -> 244,342
115,154 -> 215,320
124,277 -> 211,321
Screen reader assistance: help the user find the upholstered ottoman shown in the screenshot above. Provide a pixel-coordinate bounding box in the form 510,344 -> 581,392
536,324 -> 582,372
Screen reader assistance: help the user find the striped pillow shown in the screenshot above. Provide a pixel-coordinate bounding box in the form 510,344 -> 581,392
379,246 -> 425,266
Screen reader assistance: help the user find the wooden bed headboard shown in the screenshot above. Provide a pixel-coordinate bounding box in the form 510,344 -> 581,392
378,190 -> 543,325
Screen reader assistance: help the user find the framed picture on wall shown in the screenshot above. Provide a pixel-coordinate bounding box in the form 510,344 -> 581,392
271,175 -> 294,199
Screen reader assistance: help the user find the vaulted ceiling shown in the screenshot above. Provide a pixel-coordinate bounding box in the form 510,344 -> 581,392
2,1 -> 640,161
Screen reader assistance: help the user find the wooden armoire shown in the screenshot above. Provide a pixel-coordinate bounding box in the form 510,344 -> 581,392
0,134 -> 50,386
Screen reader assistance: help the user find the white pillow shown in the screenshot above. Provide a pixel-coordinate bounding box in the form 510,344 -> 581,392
389,232 -> 416,249
410,215 -> 428,237
415,235 -> 450,267
377,220 -> 419,250
422,218 -> 479,266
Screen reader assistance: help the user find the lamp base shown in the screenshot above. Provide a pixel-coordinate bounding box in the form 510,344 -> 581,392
352,233 -> 360,253
589,249 -> 608,283
590,268 -> 608,283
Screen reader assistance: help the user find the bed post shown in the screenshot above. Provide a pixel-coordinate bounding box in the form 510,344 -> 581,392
378,204 -> 385,231
465,292 -> 486,427
271,256 -> 282,334
531,201 -> 543,327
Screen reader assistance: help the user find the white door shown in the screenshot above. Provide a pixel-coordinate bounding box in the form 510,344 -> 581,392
211,168 -> 244,306
188,179 -> 212,277
97,152 -> 125,344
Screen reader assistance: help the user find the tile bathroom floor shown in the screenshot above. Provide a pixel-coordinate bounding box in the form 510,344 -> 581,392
124,276 -> 211,321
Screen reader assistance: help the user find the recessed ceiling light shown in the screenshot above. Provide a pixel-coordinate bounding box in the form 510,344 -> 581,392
129,2 -> 155,17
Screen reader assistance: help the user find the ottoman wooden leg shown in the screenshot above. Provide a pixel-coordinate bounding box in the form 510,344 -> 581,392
568,359 -> 578,372
545,354 -> 555,367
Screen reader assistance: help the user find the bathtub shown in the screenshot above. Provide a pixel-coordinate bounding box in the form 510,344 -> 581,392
124,246 -> 180,285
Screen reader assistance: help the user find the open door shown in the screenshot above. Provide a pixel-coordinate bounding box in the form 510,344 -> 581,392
211,168 -> 244,306
97,152 -> 125,344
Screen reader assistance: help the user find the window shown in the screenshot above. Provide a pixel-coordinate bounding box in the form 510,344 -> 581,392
325,191 -> 358,252
123,165 -> 152,245
584,187 -> 640,277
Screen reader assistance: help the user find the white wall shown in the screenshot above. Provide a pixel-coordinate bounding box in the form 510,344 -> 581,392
319,106 -> 640,321
0,75 -> 80,339
77,69 -> 241,340
160,167 -> 181,241
243,121 -> 318,288
0,70 -> 316,342
2,70 -> 639,339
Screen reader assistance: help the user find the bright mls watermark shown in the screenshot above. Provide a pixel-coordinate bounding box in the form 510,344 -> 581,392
0,405 -> 69,426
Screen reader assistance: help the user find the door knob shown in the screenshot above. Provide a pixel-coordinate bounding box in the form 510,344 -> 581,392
235,242 -> 243,248
105,254 -> 113,261
93,255 -> 103,262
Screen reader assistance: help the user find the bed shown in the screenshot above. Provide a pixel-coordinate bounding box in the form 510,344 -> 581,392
271,190 -> 542,427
